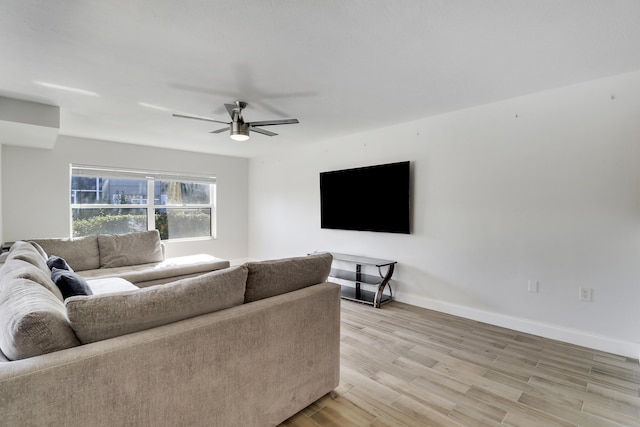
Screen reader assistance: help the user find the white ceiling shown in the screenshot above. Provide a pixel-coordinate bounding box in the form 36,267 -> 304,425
2,0 -> 640,158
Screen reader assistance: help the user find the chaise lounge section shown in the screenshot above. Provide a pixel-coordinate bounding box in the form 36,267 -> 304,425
30,230 -> 230,287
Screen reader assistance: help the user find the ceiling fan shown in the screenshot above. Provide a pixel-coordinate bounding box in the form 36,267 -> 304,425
173,101 -> 299,141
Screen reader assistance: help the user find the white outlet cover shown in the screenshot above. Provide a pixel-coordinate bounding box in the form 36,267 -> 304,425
579,287 -> 593,301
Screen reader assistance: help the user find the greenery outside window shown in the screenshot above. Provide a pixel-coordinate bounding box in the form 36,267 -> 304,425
71,165 -> 216,240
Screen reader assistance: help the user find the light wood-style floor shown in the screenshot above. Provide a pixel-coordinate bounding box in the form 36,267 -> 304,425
280,300 -> 640,426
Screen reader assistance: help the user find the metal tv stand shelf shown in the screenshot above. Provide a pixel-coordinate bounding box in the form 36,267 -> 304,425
328,252 -> 397,308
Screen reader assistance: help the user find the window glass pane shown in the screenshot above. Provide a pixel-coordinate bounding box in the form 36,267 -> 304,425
71,176 -> 148,205
72,208 -> 148,237
154,181 -> 211,205
71,166 -> 215,241
155,208 -> 211,240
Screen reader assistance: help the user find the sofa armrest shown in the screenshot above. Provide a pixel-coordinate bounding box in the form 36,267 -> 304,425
0,282 -> 340,427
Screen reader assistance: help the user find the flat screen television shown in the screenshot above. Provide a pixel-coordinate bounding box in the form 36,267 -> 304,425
320,161 -> 410,234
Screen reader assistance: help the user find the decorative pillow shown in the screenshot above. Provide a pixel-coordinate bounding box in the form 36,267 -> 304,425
66,265 -> 248,344
0,278 -> 80,360
47,256 -> 74,272
31,236 -> 100,271
51,268 -> 93,300
244,252 -> 333,303
97,230 -> 164,269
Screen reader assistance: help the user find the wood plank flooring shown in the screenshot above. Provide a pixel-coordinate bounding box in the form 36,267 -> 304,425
280,300 -> 640,426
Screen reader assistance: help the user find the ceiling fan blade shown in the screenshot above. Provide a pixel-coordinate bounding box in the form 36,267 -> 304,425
210,127 -> 229,134
173,113 -> 229,125
249,126 -> 278,137
248,118 -> 299,127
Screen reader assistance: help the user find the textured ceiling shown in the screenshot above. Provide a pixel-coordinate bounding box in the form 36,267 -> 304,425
1,0 -> 640,158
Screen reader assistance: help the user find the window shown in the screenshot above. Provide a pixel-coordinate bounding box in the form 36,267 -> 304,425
71,165 -> 216,240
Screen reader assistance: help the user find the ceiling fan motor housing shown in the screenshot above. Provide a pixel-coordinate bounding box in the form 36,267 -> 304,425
230,120 -> 250,141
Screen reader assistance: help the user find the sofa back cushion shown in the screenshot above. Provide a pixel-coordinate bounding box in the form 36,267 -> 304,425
0,278 -> 80,360
244,252 -> 333,303
5,241 -> 50,273
31,236 -> 100,272
1,259 -> 64,302
97,230 -> 164,269
66,265 -> 248,343
3,242 -> 64,301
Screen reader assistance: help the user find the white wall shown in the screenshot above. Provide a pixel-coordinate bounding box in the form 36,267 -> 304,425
249,70 -> 640,358
2,136 -> 249,262
0,145 -> 3,246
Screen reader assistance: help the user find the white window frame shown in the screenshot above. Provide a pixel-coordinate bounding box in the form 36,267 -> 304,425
70,164 -> 217,240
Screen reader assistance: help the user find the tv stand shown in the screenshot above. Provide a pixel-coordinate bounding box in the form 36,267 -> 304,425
328,252 -> 397,308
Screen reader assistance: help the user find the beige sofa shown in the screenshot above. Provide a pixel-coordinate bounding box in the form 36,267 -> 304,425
30,230 -> 231,287
0,239 -> 340,427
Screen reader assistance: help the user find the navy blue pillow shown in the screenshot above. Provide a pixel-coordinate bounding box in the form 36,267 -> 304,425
47,256 -> 74,272
51,267 -> 92,299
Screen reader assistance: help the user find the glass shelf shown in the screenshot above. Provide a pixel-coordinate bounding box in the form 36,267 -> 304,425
340,286 -> 393,306
329,268 -> 382,285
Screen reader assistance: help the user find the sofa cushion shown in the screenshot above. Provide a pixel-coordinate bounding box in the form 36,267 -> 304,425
29,240 -> 49,259
31,236 -> 100,271
66,265 -> 248,344
0,278 -> 80,360
28,240 -> 49,260
244,252 -> 333,303
79,254 -> 231,287
6,241 -> 49,273
51,268 -> 93,299
86,277 -> 139,295
97,230 -> 164,269
1,259 -> 64,302
46,256 -> 74,272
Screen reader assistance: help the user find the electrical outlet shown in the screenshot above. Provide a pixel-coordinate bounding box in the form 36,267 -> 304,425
579,287 -> 593,302
527,280 -> 538,293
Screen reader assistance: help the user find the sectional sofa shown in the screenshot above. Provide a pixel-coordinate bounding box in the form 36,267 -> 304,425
0,232 -> 340,426
30,230 -> 231,287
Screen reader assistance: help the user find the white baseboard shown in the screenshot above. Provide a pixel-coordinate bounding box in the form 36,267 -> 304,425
394,293 -> 640,360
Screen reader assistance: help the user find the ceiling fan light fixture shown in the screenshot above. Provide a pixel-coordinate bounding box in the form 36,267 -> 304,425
230,121 -> 250,142
230,133 -> 250,142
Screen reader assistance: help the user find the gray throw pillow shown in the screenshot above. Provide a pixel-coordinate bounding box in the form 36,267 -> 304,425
47,255 -> 74,272
244,252 -> 333,303
66,265 -> 248,344
51,268 -> 93,299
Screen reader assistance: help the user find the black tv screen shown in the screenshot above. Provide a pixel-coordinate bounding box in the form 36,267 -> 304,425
320,161 -> 410,234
